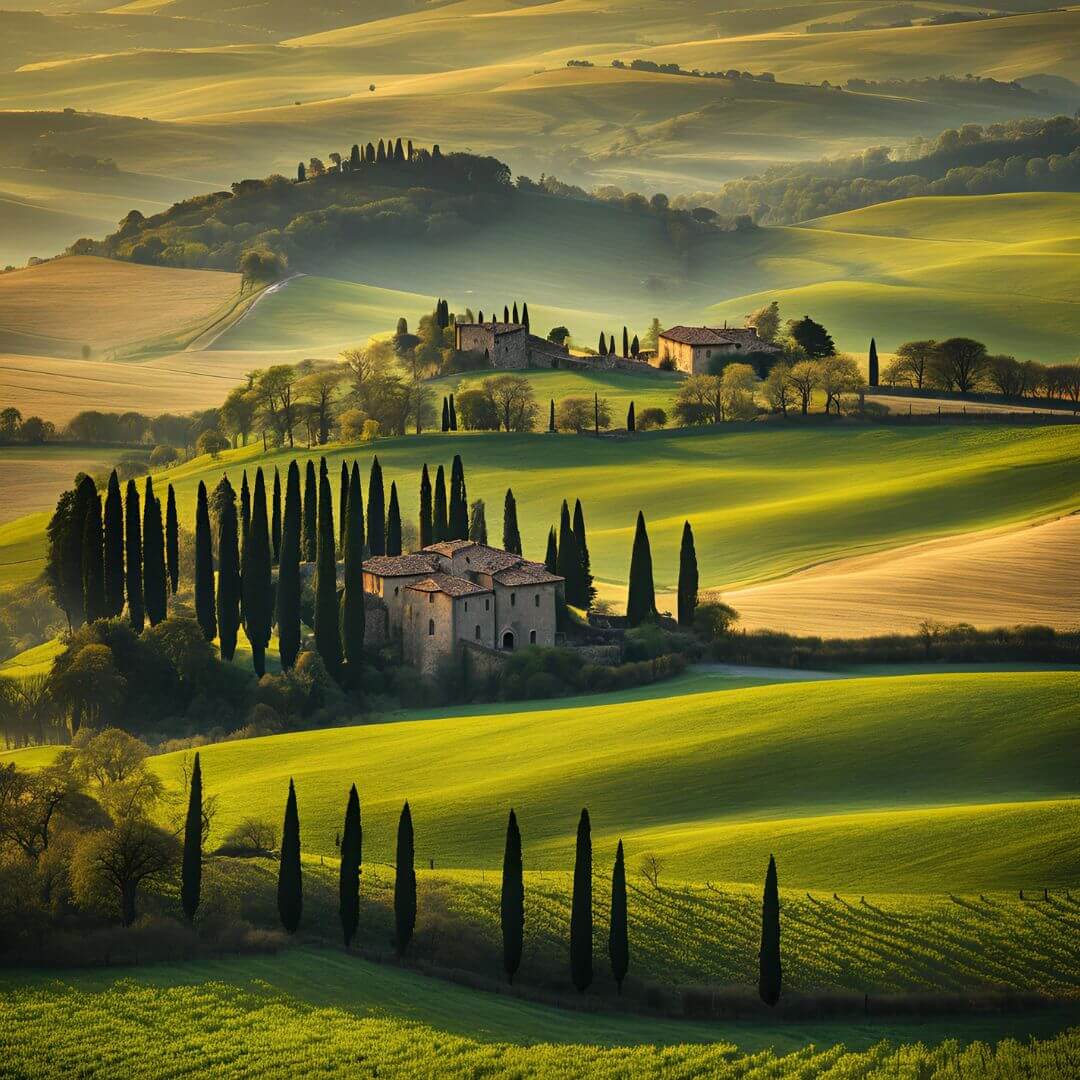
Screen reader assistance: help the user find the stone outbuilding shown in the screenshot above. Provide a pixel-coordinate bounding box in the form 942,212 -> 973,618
363,540 -> 563,675
655,325 -> 780,375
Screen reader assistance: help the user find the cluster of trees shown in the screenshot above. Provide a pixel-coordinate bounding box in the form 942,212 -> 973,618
0,407 -> 53,445
594,327 -> 641,358
674,116 -> 1080,224
882,339 -> 1080,402
70,146 -> 515,275
607,59 -> 775,83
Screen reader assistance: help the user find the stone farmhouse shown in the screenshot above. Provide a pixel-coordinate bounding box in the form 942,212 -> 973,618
655,325 -> 780,375
362,540 -> 563,675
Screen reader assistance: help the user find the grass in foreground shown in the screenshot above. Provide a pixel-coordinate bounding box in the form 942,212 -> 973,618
2,952 -> 1077,1078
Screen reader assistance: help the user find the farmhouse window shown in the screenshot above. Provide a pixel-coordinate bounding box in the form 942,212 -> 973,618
510,592 -> 516,606
429,593 -> 434,604
530,630 -> 537,644
428,619 -> 435,636
534,593 -> 539,607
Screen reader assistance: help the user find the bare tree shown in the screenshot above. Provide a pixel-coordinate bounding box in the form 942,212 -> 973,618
639,851 -> 665,889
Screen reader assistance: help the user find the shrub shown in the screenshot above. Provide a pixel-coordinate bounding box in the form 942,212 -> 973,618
218,817 -> 277,856
693,601 -> 740,640
195,431 -> 230,458
658,357 -> 677,371
149,444 -> 179,467
636,407 -> 667,430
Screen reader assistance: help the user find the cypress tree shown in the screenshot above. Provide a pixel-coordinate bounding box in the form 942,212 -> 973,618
609,839 -> 629,993
622,326 -> 629,358
277,461 -> 302,670
449,393 -> 457,431
166,484 -> 179,595
386,482 -> 402,555
143,477 -> 167,626
501,808 -> 524,984
340,464 -> 365,676
572,499 -> 594,608
544,526 -> 558,575
503,304 -> 510,324
297,161 -> 305,182
570,808 -> 593,993
631,334 -> 639,357
239,471 -> 251,549
376,138 -> 386,163
394,801 -> 416,955
627,401 -> 636,432
303,460 -> 318,562
677,520 -> 698,628
521,301 -> 530,332
82,490 -> 105,624
502,488 -> 521,555
449,454 -> 468,539
433,465 -> 448,542
367,456 -> 385,555
759,854 -> 782,1007
339,460 -> 349,549
278,779 -> 303,934
468,499 -> 487,545
194,481 -> 216,642
419,465 -> 433,548
512,301 -> 519,323
609,336 -> 616,356
271,466 -> 282,565
556,500 -> 582,608
124,479 -> 144,633
441,397 -> 450,432
598,331 -> 606,355
868,337 -> 879,387
180,751 -> 202,921
103,470 -> 124,618
243,469 -> 273,677
394,136 -> 404,161
350,143 -> 360,168
339,784 -> 362,947
216,477 -> 241,660
549,399 -> 555,432
626,511 -> 655,627
315,468 -> 341,677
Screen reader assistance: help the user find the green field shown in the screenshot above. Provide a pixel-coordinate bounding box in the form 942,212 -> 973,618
4,951 -> 1078,1078
118,669 -> 1079,891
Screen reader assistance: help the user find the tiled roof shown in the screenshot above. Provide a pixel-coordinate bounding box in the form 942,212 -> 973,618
493,561 -> 563,586
407,573 -> 491,598
423,540 -> 476,556
659,325 -> 779,350
363,554 -> 438,576
465,545 -> 523,573
458,322 -> 525,337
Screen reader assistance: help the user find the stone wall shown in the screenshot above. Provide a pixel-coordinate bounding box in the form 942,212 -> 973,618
456,323 -> 528,369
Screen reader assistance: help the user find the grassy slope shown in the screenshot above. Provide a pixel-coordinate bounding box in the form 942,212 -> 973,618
137,670 -> 1080,891
0,445 -> 132,525
5,953 -> 1078,1079
3,424 -> 1079,592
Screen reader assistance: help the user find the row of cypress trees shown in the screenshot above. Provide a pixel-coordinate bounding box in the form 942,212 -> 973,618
545,499 -> 595,609
48,470 -> 177,634
626,512 -> 700,628
474,301 -> 530,331
597,328 -> 641,359
440,394 -> 458,432
180,764 -> 782,1007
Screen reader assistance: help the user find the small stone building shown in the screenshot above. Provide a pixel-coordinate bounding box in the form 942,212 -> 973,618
454,321 -> 574,370
363,540 -> 563,675
655,325 -> 780,375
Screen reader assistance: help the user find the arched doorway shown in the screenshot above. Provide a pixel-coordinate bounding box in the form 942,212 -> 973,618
501,630 -> 515,651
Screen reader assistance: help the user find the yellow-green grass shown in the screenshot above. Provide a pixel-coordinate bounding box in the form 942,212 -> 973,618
0,445 -> 131,525
131,670 -> 1080,891
0,256 -> 242,358
0,636 -> 63,679
5,952 -> 1078,1079
5,424 -> 1080,594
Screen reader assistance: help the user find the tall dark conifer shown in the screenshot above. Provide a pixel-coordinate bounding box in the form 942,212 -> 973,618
512,301 -> 519,323
82,491 -> 105,624
441,397 -> 450,432
303,460 -> 318,562
572,500 -> 594,608
627,401 -> 636,432
449,454 -> 468,539
243,469 -> 273,676
570,808 -> 593,993
350,461 -> 365,553
124,479 -> 144,633
598,331 -> 606,355
339,461 -> 349,550
501,808 -> 524,984
626,511 -> 655,627
103,471 -> 124,618
194,481 -> 216,642
386,482 -> 402,556
622,326 -> 629,358
166,484 -> 179,595
340,464 -> 365,676
142,478 -> 167,626
433,465 -> 448,542
544,526 -> 558,574
271,467 -> 282,565
366,456 -> 386,555
278,779 -> 302,933
180,752 -> 202,921
276,462 -> 302,670
419,465 -> 433,548
448,394 -> 457,431
868,337 -> 879,387
503,304 -> 510,324
549,399 -> 556,432
239,471 -> 251,549
339,784 -> 362,947
394,801 -> 416,955
759,855 -> 782,1007
521,301 -> 529,332
556,501 -> 582,607
609,839 -> 629,993
216,477 -> 241,660
502,488 -> 521,555
677,520 -> 698,628
314,468 -> 341,676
